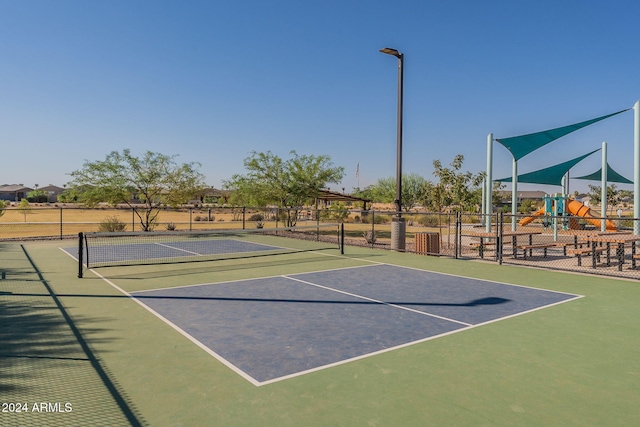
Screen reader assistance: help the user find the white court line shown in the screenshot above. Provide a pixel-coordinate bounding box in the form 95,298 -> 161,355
258,292 -> 584,386
284,275 -> 473,327
84,261 -> 583,387
88,267 -> 261,387
59,246 -> 80,262
154,242 -> 204,256
133,261 -> 377,294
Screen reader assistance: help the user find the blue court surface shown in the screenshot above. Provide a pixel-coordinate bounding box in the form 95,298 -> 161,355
130,264 -> 581,386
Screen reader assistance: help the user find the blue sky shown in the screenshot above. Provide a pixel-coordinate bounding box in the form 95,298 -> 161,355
1,0 -> 638,194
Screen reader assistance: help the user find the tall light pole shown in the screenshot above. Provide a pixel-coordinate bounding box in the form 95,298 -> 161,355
380,47 -> 405,251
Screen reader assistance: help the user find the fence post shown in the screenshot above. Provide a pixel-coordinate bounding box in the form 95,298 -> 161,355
454,212 -> 459,259
498,211 -> 504,264
132,209 -> 135,232
459,212 -> 463,258
447,212 -> 451,251
242,206 -> 246,230
371,211 -> 376,248
59,207 -> 63,240
189,209 -> 193,231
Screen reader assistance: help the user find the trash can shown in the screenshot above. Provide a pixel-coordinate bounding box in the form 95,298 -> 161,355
415,232 -> 440,255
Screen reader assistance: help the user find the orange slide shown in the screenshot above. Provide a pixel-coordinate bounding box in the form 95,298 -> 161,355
565,200 -> 616,231
518,199 -> 617,230
518,206 -> 545,226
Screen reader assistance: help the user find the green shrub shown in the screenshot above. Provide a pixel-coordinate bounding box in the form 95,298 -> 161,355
467,215 -> 481,224
518,199 -> 539,214
248,213 -> 264,222
619,216 -> 635,228
99,216 -> 127,232
416,214 -> 439,227
372,214 -> 391,224
361,213 -> 389,224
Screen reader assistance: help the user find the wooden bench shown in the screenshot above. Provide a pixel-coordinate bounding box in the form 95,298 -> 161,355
470,239 -> 517,248
567,247 -> 605,267
553,242 -> 584,256
515,243 -> 556,259
470,241 -> 496,248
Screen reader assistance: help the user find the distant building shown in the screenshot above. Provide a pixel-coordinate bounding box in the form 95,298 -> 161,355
39,185 -> 66,202
0,184 -> 33,202
193,187 -> 230,204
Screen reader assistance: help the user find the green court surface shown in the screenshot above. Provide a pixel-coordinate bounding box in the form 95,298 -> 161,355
2,239 -> 640,426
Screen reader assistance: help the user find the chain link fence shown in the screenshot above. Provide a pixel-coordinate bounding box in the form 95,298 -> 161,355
0,205 -> 324,240
3,204 -> 639,280
340,210 -> 457,255
456,211 -> 640,280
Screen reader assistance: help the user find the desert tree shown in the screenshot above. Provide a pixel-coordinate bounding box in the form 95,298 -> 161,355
431,154 -> 484,213
18,198 -> 32,222
587,184 -> 626,215
223,151 -> 345,226
366,173 -> 432,212
68,149 -> 207,231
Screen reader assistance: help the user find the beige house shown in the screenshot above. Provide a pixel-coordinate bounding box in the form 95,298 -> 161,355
0,184 -> 33,202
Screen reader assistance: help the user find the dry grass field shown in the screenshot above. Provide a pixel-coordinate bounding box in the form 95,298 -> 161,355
0,205 -> 453,247
0,206 -> 246,239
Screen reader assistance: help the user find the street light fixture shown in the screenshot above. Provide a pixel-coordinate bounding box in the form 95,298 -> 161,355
380,47 -> 405,251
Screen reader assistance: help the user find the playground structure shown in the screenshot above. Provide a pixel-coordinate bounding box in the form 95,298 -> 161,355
484,101 -> 640,235
519,194 -> 617,231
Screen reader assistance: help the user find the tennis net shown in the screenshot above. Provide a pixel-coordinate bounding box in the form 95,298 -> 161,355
77,223 -> 343,277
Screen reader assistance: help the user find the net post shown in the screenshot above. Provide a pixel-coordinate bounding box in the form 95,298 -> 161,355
78,232 -> 84,278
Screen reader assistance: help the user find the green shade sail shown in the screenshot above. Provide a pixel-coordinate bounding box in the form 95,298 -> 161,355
495,109 -> 629,161
573,164 -> 633,184
496,149 -> 599,186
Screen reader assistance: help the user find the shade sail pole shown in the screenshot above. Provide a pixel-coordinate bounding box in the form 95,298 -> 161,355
486,133 -> 493,232
511,158 -> 517,230
635,101 -> 640,235
601,141 -> 607,232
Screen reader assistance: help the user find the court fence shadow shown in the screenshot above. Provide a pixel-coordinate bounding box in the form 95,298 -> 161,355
0,245 -> 146,426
